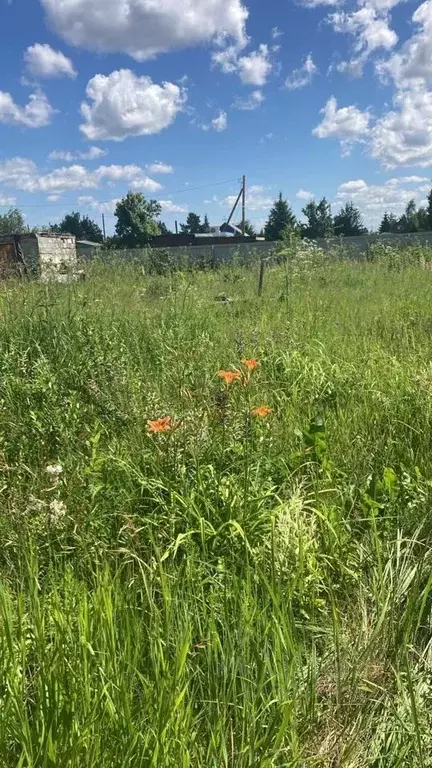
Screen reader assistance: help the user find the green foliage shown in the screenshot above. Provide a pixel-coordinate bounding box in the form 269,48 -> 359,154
236,218 -> 256,236
1,255 -> 432,763
114,191 -> 162,247
301,197 -> 334,239
55,210 -> 104,242
334,200 -> 367,236
379,212 -> 399,233
180,212 -> 203,234
264,193 -> 297,241
0,207 -> 27,235
398,199 -> 420,233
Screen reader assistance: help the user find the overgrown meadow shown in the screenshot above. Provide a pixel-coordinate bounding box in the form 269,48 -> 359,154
2,243 -> 432,766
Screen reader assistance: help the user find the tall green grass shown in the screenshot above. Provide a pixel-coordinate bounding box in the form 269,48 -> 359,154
2,253 -> 432,765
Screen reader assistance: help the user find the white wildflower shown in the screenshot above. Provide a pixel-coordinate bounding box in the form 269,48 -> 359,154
48,500 -> 67,526
45,463 -> 63,477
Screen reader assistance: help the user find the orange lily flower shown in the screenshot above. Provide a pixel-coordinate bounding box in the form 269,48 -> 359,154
147,416 -> 173,433
242,359 -> 260,371
218,370 -> 242,385
251,406 -> 272,418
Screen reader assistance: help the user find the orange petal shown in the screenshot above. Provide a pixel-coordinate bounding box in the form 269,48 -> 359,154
242,359 -> 260,371
251,406 -> 272,418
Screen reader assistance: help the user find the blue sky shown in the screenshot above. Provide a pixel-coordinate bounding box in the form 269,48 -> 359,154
1,0 -> 432,232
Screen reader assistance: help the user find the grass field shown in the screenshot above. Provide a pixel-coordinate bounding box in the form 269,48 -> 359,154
2,248 -> 432,766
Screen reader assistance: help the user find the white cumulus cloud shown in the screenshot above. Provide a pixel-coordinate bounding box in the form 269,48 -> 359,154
80,70 -> 185,141
376,0 -> 432,88
0,89 -> 54,128
211,111 -> 228,132
24,44 -> 77,79
77,196 -> 120,214
0,157 -> 162,194
223,184 -> 273,211
40,0 -> 248,61
285,54 -> 318,90
237,44 -> 273,86
335,176 -> 430,227
296,188 -> 314,200
233,89 -> 265,110
313,96 -> 371,154
159,200 -> 188,213
49,147 -> 107,162
148,162 -> 174,174
213,43 -> 273,86
330,7 -> 398,77
370,87 -> 432,167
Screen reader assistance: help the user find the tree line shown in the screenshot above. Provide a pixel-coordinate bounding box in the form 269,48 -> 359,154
2,188 -> 432,248
378,194 -> 432,234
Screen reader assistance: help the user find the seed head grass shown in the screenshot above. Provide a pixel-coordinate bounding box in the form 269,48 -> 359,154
1,252 -> 432,764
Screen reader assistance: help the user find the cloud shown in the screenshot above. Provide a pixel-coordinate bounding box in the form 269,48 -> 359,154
335,176 -> 430,226
211,111 -> 228,132
313,96 -> 371,154
47,194 -> 61,202
213,43 -> 273,86
40,0 -> 248,61
49,147 -> 107,162
77,196 -> 119,214
296,188 -> 314,200
24,43 -> 76,79
271,26 -> 283,40
237,44 -> 273,86
159,200 -> 188,213
233,89 -> 265,110
330,7 -> 398,76
299,0 -> 341,7
80,69 -> 186,141
0,196 -> 17,207
285,54 -> 318,90
259,132 -> 274,143
148,162 -> 174,174
0,157 -> 162,194
223,184 -> 273,211
370,87 -> 432,167
0,89 -> 54,128
376,0 -> 432,88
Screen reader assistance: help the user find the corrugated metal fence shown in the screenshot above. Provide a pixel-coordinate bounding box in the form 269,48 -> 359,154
98,232 -> 432,267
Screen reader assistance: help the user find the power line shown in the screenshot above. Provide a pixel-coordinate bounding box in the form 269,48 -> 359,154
0,177 -> 241,209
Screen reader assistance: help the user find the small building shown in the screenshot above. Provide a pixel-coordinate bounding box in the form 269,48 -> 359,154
76,240 -> 104,259
0,232 -> 77,281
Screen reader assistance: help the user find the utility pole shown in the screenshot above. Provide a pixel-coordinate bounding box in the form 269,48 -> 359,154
175,220 -> 178,235
102,213 -> 106,241
242,175 -> 246,236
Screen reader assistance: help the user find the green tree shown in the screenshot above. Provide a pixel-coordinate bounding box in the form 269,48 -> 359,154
201,214 -> 211,234
114,192 -> 162,247
427,189 -> 432,229
379,212 -> 398,233
158,221 -> 172,236
398,199 -> 419,233
417,206 -> 429,231
264,193 -> 297,241
56,211 -> 103,242
301,198 -> 333,239
334,202 -> 367,237
236,219 -> 256,237
0,208 -> 27,235
180,213 -> 202,235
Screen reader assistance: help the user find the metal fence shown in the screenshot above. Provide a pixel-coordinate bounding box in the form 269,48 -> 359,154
86,231 -> 432,269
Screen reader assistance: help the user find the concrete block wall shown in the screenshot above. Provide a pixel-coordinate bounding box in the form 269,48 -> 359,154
36,235 -> 77,279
